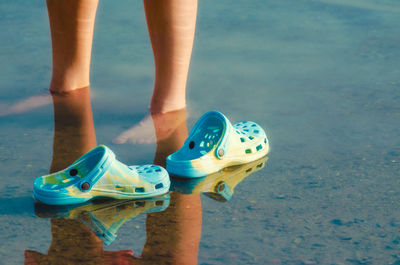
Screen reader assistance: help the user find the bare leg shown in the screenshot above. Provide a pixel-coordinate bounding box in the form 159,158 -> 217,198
114,0 -> 197,144
47,0 -> 98,93
144,0 -> 198,114
113,108 -> 187,144
2,0 -> 97,117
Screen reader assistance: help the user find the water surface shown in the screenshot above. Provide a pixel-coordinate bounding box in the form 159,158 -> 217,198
0,0 -> 399,264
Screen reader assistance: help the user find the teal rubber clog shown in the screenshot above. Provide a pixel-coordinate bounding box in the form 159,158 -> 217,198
166,111 -> 269,177
33,145 -> 170,205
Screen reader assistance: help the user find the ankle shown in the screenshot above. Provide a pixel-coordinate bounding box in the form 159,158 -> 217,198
150,98 -> 186,114
49,73 -> 90,93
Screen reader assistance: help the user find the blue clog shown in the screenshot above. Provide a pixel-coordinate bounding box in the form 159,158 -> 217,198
167,111 -> 269,177
33,145 -> 170,205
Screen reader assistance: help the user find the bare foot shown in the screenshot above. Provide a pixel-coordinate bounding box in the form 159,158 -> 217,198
114,108 -> 187,145
0,94 -> 52,117
114,114 -> 157,144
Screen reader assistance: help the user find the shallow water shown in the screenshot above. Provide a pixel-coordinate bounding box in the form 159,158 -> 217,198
1,0 -> 400,264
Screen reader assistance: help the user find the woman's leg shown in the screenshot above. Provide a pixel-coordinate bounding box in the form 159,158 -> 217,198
144,0 -> 198,114
47,0 -> 98,93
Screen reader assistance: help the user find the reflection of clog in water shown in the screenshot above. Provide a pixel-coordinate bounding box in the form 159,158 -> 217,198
171,156 -> 268,202
33,145 -> 170,205
167,111 -> 269,177
35,194 -> 170,245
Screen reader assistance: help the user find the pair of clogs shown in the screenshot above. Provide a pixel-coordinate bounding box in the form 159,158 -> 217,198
33,111 -> 269,205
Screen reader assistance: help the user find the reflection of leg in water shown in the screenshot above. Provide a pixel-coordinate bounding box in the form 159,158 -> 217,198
43,85 -> 102,264
49,219 -> 105,263
26,86 -> 140,264
25,219 -> 105,264
50,87 -> 96,172
142,193 -> 202,265
141,109 -> 202,265
25,218 -> 139,264
25,85 -> 102,264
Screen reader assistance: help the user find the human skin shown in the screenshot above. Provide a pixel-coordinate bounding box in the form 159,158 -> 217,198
144,0 -> 198,114
47,0 -> 98,94
47,0 -> 198,114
